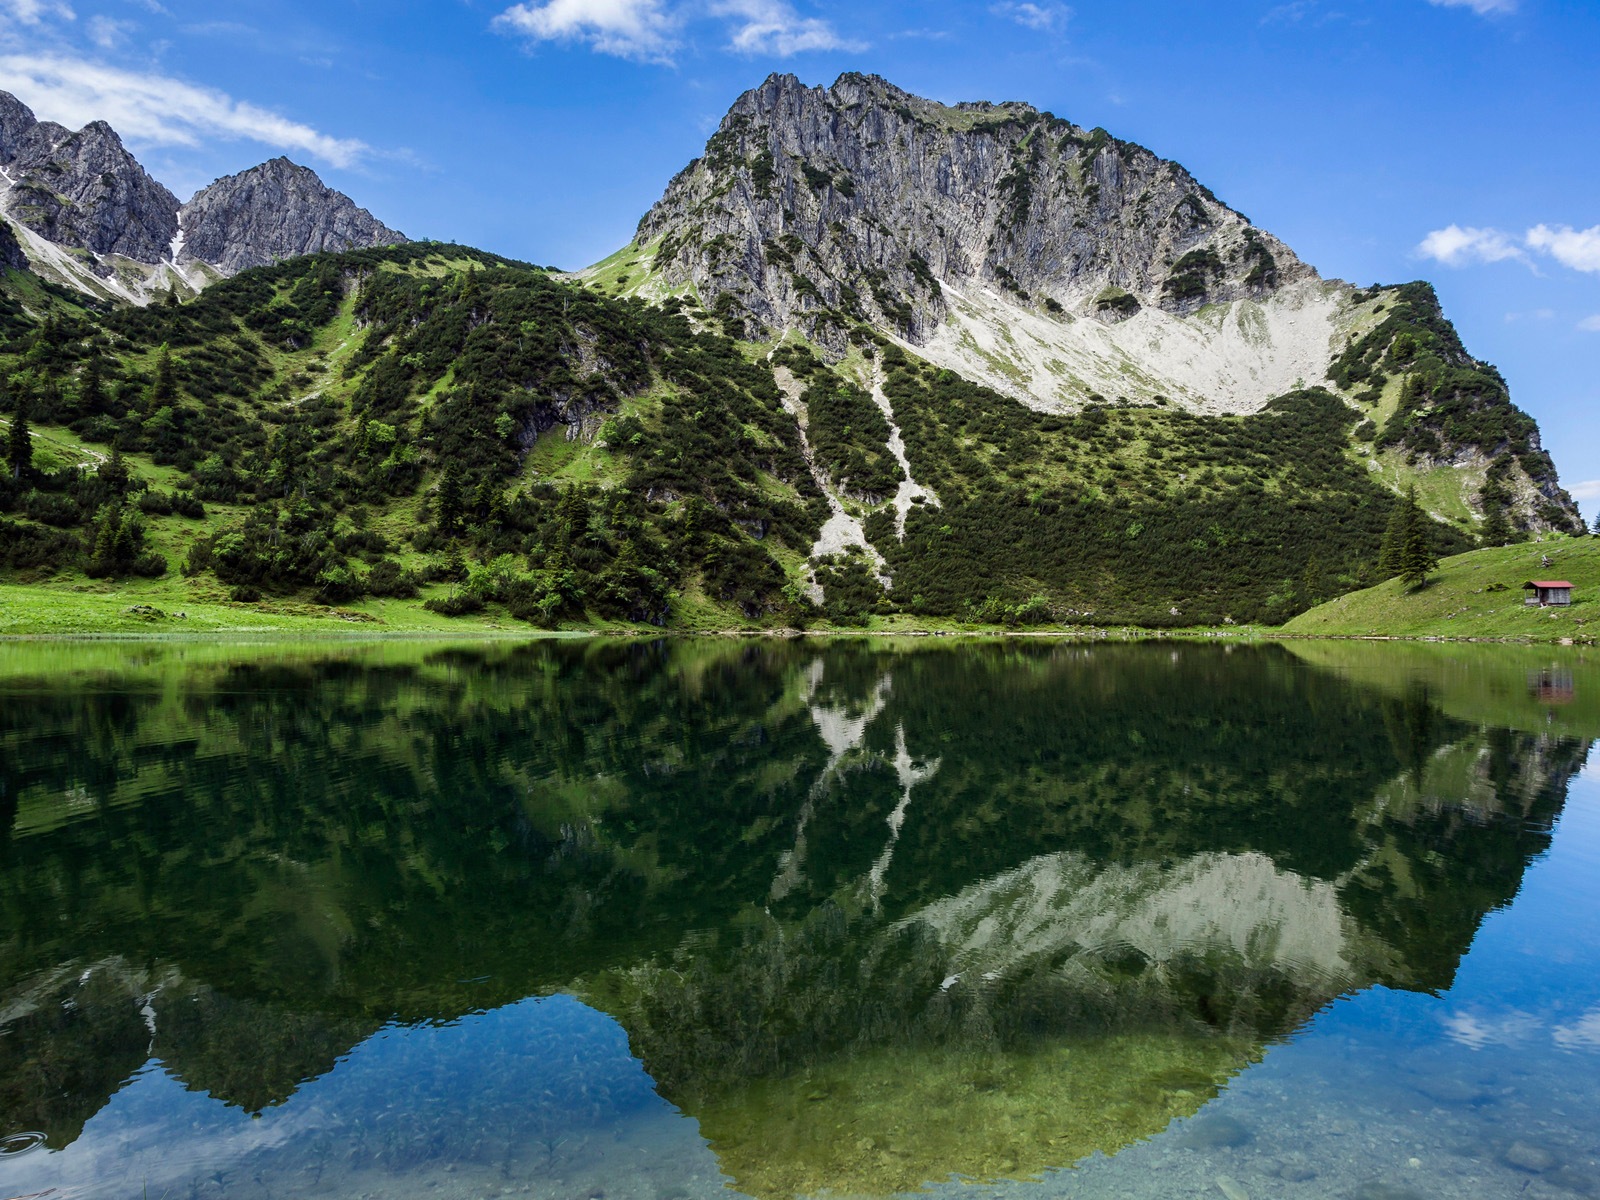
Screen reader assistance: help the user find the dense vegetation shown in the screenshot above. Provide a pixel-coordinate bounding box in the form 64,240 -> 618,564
1330,282 -> 1582,537
0,246 -> 1546,629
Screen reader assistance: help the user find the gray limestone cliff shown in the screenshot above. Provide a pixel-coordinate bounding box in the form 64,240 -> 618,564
179,157 -> 406,275
0,95 -> 178,266
0,219 -> 24,272
0,90 -> 404,300
635,72 -> 1313,347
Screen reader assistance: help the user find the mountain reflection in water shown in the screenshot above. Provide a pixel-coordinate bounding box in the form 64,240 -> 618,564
0,638 -> 1591,1199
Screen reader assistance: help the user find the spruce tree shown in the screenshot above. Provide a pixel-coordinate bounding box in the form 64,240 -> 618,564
1397,487 -> 1439,589
436,467 -> 464,535
151,347 -> 176,407
1480,499 -> 1511,547
6,403 -> 31,480
1378,494 -> 1408,578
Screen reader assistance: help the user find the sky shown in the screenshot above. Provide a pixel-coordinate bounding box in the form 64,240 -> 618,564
0,0 -> 1595,516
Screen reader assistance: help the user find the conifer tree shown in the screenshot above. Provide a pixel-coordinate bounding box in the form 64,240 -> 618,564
436,467 -> 464,535
79,357 -> 107,417
150,347 -> 176,407
1397,486 -> 1439,589
1378,494 -> 1408,578
6,403 -> 31,480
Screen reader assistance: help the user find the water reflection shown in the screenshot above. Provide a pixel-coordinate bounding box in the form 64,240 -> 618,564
0,638 -> 1593,1198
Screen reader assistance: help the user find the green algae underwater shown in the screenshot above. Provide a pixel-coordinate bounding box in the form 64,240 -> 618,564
0,636 -> 1594,1199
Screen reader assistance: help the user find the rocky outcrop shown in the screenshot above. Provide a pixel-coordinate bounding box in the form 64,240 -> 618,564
0,90 -> 405,301
0,219 -> 25,272
636,73 -> 1313,347
2,119 -> 179,264
179,157 -> 405,275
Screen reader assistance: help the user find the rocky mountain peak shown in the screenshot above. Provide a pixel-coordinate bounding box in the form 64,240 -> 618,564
178,157 -> 406,276
0,89 -> 405,302
0,106 -> 178,265
625,72 -> 1319,410
0,91 -> 39,163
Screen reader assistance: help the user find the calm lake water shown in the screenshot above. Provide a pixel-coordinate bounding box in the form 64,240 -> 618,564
1,637 -> 1597,1200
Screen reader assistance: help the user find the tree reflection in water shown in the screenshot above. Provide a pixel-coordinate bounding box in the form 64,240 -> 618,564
0,639 -> 1589,1196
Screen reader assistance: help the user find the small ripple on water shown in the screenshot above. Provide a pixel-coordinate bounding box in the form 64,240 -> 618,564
0,1130 -> 47,1157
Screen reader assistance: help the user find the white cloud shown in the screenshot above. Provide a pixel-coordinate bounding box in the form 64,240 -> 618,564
712,0 -> 861,55
1416,224 -> 1526,267
0,0 -> 74,25
494,0 -> 680,63
1427,0 -> 1517,14
1566,480 -> 1600,501
1420,222 -> 1600,277
494,0 -> 857,61
86,14 -> 133,48
1579,315 -> 1600,333
0,54 -> 370,167
1527,224 -> 1600,274
991,1 -> 1071,32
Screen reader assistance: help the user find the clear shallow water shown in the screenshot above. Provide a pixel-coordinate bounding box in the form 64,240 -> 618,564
0,638 -> 1596,1200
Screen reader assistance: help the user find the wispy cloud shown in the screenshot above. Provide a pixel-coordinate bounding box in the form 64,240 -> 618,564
1417,222 -> 1600,274
0,0 -> 75,25
1527,224 -> 1600,274
1427,0 -> 1517,15
0,53 -> 370,167
990,1 -> 1071,33
1416,224 -> 1526,267
1579,315 -> 1600,334
494,0 -> 680,63
494,0 -> 857,62
712,0 -> 861,55
86,14 -> 133,48
1565,479 -> 1600,501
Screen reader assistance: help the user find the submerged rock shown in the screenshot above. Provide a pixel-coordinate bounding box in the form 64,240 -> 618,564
1177,1114 -> 1253,1150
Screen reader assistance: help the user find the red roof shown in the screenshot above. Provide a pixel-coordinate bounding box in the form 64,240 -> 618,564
1525,581 -> 1574,589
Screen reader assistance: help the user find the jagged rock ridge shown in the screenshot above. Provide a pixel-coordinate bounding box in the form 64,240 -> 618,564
596,71 -> 1582,534
178,157 -> 406,276
0,91 -> 405,302
617,72 -> 1343,415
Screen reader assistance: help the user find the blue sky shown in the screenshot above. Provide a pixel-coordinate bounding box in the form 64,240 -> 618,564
1,0 -> 1596,515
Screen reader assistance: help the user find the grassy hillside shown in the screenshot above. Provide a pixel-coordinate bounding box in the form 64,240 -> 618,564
1283,535 -> 1600,642
0,245 -> 1562,634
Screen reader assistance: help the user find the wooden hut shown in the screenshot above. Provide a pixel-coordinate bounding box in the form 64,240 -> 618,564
1522,581 -> 1574,607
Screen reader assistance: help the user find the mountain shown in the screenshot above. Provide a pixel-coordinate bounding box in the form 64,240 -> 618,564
592,73 -> 1581,539
0,91 -> 405,303
0,75 -> 1588,631
177,157 -> 406,278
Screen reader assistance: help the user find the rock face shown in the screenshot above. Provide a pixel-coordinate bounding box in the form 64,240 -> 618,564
179,158 -> 405,275
604,72 -> 1584,535
4,120 -> 179,264
638,72 -> 1312,349
0,219 -> 25,272
0,90 -> 405,302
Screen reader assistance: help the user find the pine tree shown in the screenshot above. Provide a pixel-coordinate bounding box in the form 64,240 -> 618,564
1378,494 -> 1408,578
150,347 -> 176,407
6,403 -> 31,480
79,357 -> 107,417
436,467 -> 464,535
1481,499 -> 1512,547
1397,487 -> 1439,589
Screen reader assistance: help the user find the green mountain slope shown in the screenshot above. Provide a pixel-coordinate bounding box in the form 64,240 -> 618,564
0,243 -> 1571,632
1283,535 -> 1600,641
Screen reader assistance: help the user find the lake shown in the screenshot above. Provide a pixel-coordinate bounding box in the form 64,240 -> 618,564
1,637 -> 1597,1200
